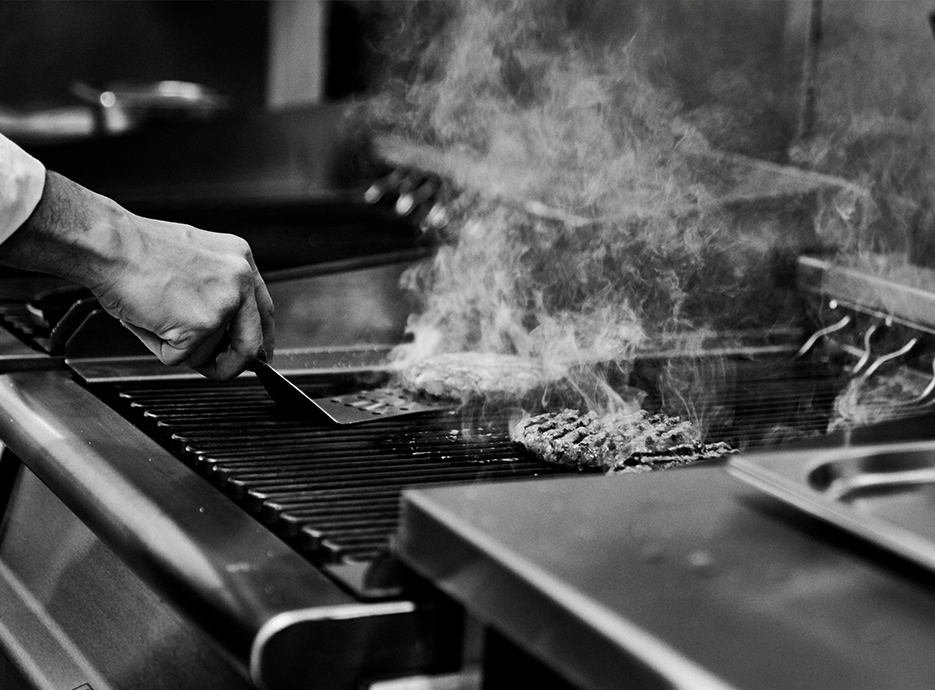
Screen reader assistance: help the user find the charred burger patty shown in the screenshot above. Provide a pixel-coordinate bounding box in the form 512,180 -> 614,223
511,408 -> 734,472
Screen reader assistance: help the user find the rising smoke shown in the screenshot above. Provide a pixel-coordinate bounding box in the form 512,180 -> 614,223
792,4 -> 935,268
358,0 -> 935,425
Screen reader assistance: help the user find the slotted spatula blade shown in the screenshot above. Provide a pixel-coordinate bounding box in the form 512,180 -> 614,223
311,387 -> 447,424
247,357 -> 447,425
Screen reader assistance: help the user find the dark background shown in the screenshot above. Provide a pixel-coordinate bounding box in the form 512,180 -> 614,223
0,0 -> 376,111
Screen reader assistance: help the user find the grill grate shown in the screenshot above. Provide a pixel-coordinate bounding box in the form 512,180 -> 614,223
633,356 -> 844,447
104,378 -> 570,563
100,357 -> 844,565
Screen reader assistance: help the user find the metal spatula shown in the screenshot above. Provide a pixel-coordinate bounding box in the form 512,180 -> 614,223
247,356 -> 447,425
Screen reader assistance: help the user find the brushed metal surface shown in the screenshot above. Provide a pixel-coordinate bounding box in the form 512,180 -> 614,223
0,326 -> 58,371
0,461 -> 249,690
797,255 -> 935,333
0,371 -> 352,680
0,371 -> 467,689
728,433 -> 935,575
398,465 -> 935,690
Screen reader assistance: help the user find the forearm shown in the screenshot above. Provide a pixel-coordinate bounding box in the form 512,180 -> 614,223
0,153 -> 273,380
0,169 -> 131,291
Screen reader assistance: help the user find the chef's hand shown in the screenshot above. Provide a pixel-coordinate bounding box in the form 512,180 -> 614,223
0,170 -> 274,381
99,218 -> 275,381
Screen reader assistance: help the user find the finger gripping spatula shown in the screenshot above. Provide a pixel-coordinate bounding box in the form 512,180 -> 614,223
247,356 -> 446,425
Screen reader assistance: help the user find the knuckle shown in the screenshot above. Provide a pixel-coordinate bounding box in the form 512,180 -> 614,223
235,236 -> 253,256
227,236 -> 254,263
229,260 -> 255,291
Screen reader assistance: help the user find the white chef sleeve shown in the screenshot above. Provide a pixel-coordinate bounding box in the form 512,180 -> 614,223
0,133 -> 46,244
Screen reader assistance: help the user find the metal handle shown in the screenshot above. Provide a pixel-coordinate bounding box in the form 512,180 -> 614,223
850,322 -> 884,375
794,314 -> 852,359
247,356 -> 328,419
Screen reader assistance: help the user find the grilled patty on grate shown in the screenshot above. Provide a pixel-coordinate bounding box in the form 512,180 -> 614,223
395,352 -> 560,402
511,408 -> 734,472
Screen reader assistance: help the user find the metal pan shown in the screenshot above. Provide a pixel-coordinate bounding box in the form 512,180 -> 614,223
728,434 -> 935,573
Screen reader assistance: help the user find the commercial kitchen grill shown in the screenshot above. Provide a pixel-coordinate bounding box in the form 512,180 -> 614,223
387,257 -> 935,690
0,205 -> 934,690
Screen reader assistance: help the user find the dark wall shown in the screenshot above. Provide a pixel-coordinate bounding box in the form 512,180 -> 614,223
0,1 -> 270,110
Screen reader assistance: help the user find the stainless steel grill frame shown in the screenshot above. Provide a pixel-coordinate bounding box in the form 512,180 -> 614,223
4,254 -> 935,689
0,371 -> 467,690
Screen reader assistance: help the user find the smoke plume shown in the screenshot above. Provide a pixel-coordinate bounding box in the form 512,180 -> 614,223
357,0 -> 935,426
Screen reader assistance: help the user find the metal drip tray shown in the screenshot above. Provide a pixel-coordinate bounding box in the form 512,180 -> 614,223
729,428 -> 935,574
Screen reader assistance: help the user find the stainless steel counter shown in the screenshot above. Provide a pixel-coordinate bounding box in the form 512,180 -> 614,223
398,451 -> 935,690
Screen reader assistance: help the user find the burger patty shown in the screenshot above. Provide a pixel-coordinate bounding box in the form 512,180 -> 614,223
511,408 -> 734,472
395,352 -> 558,401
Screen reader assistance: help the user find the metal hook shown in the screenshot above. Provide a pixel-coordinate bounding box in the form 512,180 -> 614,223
862,337 -> 919,378
794,314 -> 852,359
903,358 -> 935,408
364,168 -> 406,205
850,322 -> 883,375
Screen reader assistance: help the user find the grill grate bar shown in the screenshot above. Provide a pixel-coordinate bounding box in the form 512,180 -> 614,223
145,411 -> 455,432
224,463 -> 548,493
230,464 -> 562,506
239,471 -> 568,515
177,420 -> 497,437
199,455 -> 536,482
259,488 -> 407,521
192,442 -> 521,466
281,501 -> 401,519
300,522 -> 402,552
278,508 -> 402,538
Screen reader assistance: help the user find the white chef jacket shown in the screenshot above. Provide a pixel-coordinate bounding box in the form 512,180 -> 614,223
0,133 -> 45,245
